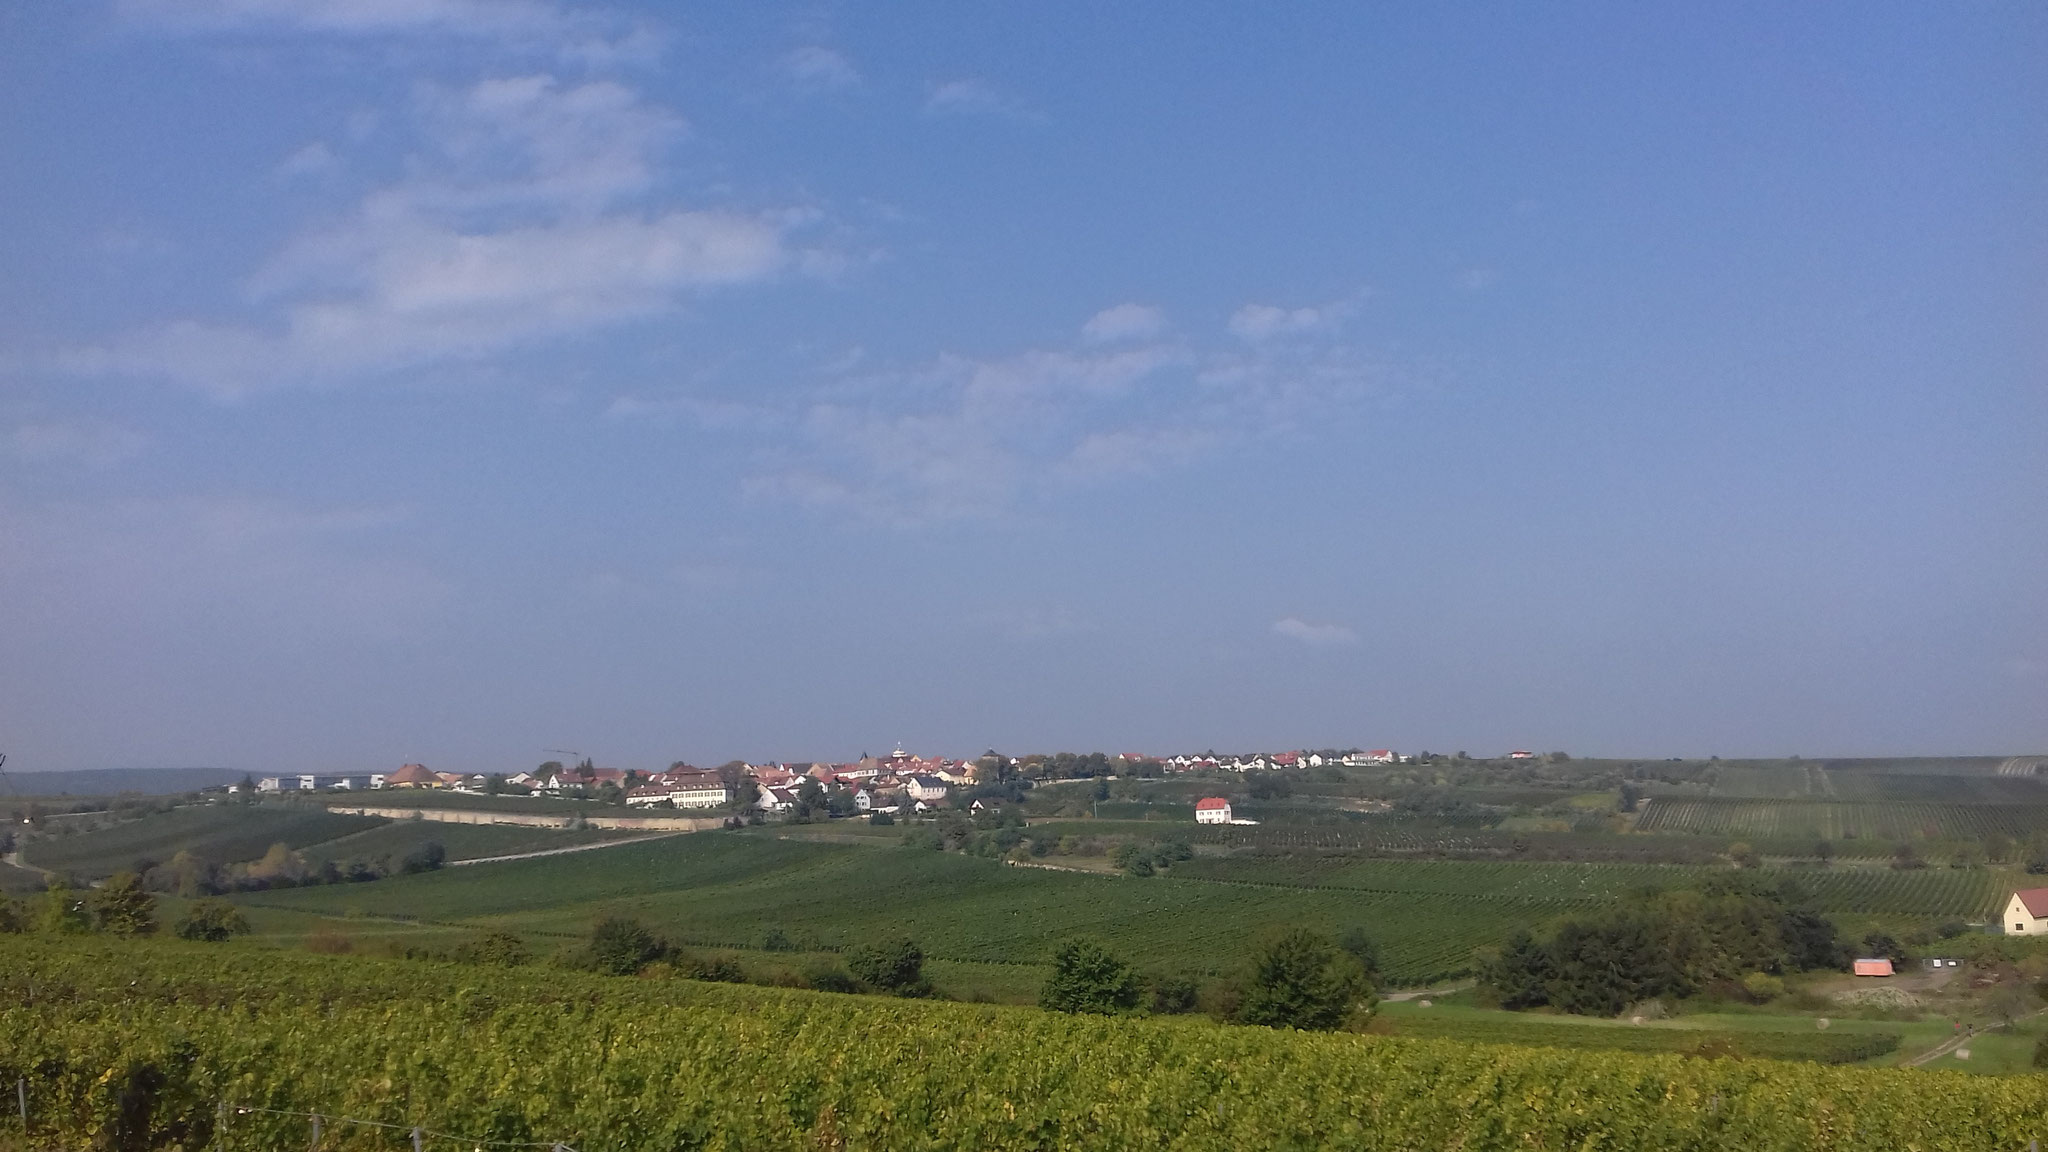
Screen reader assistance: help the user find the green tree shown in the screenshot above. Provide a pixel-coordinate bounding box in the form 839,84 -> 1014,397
87,871 -> 157,936
39,879 -> 91,934
1148,971 -> 1201,1014
590,916 -> 661,976
1813,839 -> 1835,866
845,937 -> 929,997
174,899 -> 250,942
1236,929 -> 1372,1031
0,897 -> 28,934
1039,938 -> 1141,1015
1336,928 -> 1383,987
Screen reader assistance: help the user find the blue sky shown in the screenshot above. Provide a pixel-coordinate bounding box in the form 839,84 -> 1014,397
2,1 -> 2043,774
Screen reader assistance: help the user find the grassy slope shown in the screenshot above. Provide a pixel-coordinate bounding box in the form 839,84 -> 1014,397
237,832 -> 1567,984
297,821 -> 630,865
21,805 -> 383,878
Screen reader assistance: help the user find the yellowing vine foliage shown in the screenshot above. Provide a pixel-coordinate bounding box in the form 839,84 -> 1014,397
3,936 -> 2043,1151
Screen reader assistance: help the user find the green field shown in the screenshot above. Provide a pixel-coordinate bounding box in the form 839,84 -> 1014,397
20,804 -> 383,878
1168,856 -> 2008,919
238,832 -> 1581,985
297,820 -> 634,865
1635,798 -> 2048,842
1374,1002 -> 1899,1063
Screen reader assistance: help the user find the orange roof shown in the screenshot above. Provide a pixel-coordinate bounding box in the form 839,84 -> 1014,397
385,762 -> 439,786
2014,887 -> 2048,918
1195,797 -> 1231,810
1852,958 -> 1894,977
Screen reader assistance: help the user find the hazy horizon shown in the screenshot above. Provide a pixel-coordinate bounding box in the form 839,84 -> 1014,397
2,3 -> 2042,775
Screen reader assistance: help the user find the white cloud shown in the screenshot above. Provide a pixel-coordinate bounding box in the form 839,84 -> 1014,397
72,74 -> 813,398
1272,617 -> 1358,647
118,0 -> 651,61
276,142 -> 339,180
782,45 -> 859,91
924,78 -> 1039,121
1082,303 -> 1166,344
8,422 -> 148,470
1228,301 -> 1346,341
742,306 -> 1398,526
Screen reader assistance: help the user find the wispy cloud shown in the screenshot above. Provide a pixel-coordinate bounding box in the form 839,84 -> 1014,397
118,0 -> 655,63
1082,303 -> 1166,344
924,78 -> 1040,122
1229,300 -> 1348,341
69,73 -> 819,398
8,422 -> 149,470
781,45 -> 860,92
740,303 -> 1396,526
1272,617 -> 1358,647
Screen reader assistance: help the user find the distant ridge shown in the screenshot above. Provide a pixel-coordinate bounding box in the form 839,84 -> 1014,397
3,768 -> 242,797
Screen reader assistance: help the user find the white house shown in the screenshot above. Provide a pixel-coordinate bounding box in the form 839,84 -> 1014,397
2005,888 -> 2048,935
906,775 -> 950,801
1195,797 -> 1232,824
756,787 -> 797,814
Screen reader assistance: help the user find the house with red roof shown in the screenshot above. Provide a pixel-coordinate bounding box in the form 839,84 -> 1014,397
2005,887 -> 2048,935
383,762 -> 443,789
1195,797 -> 1232,824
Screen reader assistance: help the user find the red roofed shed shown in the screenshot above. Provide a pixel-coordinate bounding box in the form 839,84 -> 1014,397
1852,958 -> 1894,977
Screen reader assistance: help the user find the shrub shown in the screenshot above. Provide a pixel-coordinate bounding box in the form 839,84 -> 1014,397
590,916 -> 662,976
846,938 -> 929,997
1040,939 -> 1141,1015
172,900 -> 249,943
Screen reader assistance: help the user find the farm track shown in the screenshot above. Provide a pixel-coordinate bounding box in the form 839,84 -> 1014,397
450,831 -> 689,865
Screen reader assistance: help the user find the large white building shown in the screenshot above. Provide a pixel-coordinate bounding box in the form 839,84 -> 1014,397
1195,797 -> 1232,824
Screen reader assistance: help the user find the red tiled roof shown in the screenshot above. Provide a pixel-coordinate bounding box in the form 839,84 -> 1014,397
2014,887 -> 2048,918
1195,797 -> 1231,810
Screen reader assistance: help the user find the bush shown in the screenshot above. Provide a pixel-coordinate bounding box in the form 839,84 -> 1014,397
173,900 -> 250,942
590,916 -> 662,976
453,931 -> 531,967
1237,929 -> 1373,1031
805,965 -> 858,994
1040,939 -> 1141,1015
846,937 -> 929,997
868,810 -> 894,826
1149,972 -> 1200,1015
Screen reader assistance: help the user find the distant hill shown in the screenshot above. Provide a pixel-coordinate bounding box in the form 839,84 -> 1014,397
2,767 -> 242,796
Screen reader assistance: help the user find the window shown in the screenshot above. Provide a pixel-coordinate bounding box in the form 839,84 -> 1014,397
2018,923 -> 2027,932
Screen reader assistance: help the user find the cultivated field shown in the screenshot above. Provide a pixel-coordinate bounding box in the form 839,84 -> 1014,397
9,936 -> 2048,1150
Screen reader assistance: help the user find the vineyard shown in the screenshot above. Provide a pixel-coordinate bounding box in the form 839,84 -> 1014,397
1168,857 -> 2007,920
20,805 -> 383,879
6,936 -> 2047,1151
1633,799 -> 2048,842
1378,1012 -> 1901,1064
242,832 -> 1553,985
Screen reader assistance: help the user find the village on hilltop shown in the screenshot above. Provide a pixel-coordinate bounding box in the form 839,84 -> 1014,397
248,746 -> 1423,818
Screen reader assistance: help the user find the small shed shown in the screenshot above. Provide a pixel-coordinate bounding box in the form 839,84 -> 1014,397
1853,958 -> 1895,977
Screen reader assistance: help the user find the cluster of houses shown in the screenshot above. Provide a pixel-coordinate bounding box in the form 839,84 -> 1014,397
1159,750 -> 1399,772
254,748 -> 976,815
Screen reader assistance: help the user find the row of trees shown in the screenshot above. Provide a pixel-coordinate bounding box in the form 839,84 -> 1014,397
120,840 -> 447,897
1478,879 -> 1849,1016
0,874 -> 249,942
1039,930 -> 1379,1031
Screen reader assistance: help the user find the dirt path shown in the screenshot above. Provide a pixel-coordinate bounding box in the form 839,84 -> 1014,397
448,832 -> 688,866
3,847 -> 51,878
1385,982 -> 1474,1002
1904,1005 -> 2048,1067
